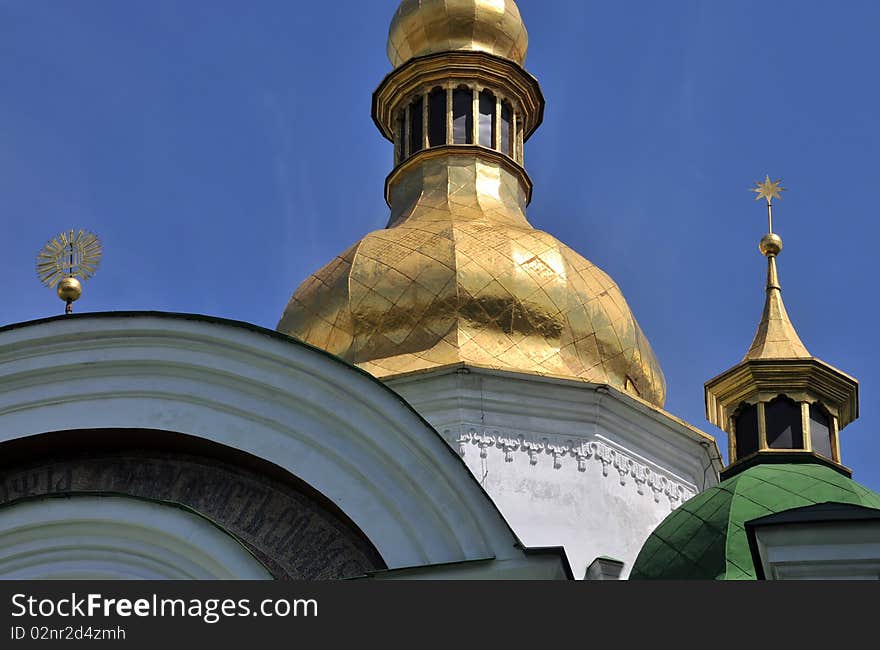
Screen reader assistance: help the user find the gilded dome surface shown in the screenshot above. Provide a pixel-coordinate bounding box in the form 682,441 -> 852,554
387,0 -> 528,68
278,3 -> 666,406
278,156 -> 666,406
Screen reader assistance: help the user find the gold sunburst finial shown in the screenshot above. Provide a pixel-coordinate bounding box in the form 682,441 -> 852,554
36,229 -> 102,314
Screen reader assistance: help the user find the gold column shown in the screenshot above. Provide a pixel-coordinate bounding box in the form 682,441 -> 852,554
494,96 -> 501,151
757,402 -> 768,450
422,91 -> 429,150
517,114 -> 524,164
831,416 -> 841,463
727,415 -> 737,463
446,85 -> 453,145
801,402 -> 812,452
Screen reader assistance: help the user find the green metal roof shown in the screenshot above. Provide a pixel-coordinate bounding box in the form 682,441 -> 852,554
630,462 -> 880,580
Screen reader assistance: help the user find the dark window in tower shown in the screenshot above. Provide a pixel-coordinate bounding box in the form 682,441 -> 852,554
500,101 -> 512,155
453,87 -> 473,144
765,396 -> 803,449
809,404 -> 833,459
410,96 -> 424,155
734,403 -> 759,459
478,90 -> 496,148
395,112 -> 406,162
428,87 -> 446,147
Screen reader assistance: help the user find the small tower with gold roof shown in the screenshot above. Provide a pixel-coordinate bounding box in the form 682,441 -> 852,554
705,177 -> 858,478
631,178 -> 878,580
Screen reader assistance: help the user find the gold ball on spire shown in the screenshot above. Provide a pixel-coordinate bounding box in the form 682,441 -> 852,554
759,233 -> 783,256
387,0 -> 529,68
56,276 -> 82,302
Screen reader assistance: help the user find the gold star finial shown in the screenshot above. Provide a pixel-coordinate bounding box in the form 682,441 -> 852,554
752,175 -> 785,205
751,175 -> 786,235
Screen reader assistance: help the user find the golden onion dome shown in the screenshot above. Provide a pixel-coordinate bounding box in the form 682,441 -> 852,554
280,222 -> 666,405
277,2 -> 666,406
278,154 -> 667,406
387,0 -> 529,68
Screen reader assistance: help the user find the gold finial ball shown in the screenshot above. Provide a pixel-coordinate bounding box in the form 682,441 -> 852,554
56,277 -> 82,303
387,0 -> 529,68
759,233 -> 783,257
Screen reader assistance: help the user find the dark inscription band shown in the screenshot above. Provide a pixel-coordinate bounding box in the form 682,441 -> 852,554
0,442 -> 385,580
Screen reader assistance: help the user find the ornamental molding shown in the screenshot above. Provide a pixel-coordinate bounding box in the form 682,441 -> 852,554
387,371 -> 718,463
445,424 -> 696,510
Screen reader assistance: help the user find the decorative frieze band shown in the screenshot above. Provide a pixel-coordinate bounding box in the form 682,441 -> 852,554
445,426 -> 695,509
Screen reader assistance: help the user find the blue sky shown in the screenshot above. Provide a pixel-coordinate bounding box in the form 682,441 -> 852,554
3,1 -> 880,490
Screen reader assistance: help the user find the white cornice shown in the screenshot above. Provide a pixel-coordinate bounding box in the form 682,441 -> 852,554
385,365 -> 723,483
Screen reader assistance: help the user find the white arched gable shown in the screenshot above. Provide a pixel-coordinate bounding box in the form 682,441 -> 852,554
0,313 -> 528,571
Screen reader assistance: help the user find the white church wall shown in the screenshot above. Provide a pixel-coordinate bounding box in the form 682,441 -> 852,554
386,366 -> 722,579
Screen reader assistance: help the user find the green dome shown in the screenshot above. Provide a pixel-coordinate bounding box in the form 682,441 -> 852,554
630,462 -> 880,580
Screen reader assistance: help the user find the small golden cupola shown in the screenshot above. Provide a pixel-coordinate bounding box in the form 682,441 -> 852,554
278,0 -> 667,406
705,177 -> 858,479
387,0 -> 529,68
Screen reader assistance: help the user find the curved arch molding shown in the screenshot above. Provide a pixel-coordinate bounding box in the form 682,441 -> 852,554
0,495 -> 273,579
0,313 -> 530,572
